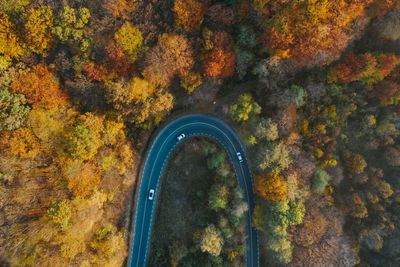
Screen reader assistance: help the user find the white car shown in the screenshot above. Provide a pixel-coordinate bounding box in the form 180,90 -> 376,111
236,152 -> 243,163
177,133 -> 186,141
148,189 -> 155,200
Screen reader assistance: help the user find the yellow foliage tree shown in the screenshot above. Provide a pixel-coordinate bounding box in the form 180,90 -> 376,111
0,11 -> 25,61
0,128 -> 41,158
114,22 -> 143,61
23,6 -> 54,56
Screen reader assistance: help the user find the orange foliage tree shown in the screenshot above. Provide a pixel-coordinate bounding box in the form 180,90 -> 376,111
258,0 -> 373,65
11,64 -> 67,109
172,0 -> 209,32
329,53 -> 400,84
254,173 -> 287,201
143,33 -> 194,86
369,80 -> 400,105
105,40 -> 136,77
62,161 -> 102,197
84,62 -> 106,81
0,128 -> 41,158
104,0 -> 135,17
203,31 -> 235,78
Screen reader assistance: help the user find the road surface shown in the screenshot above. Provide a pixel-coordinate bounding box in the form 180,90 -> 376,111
128,113 -> 259,267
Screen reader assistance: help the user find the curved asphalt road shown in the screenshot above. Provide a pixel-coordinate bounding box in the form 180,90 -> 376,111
128,113 -> 259,267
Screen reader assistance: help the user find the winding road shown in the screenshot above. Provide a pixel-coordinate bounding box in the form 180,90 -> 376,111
128,113 -> 259,267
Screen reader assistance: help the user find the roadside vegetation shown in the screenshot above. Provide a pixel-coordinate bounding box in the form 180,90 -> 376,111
149,138 -> 247,267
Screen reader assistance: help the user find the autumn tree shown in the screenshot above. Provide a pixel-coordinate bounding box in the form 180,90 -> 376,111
104,0 -> 135,17
359,229 -> 383,252
47,199 -> 72,228
342,150 -> 367,174
0,11 -> 25,61
62,161 -> 102,197
0,88 -> 30,131
90,224 -> 127,266
328,53 -> 400,84
105,77 -> 155,110
54,5 -> 91,54
203,31 -> 235,78
11,64 -> 67,109
172,0 -> 209,32
258,0 -> 373,65
105,40 -> 136,77
105,78 -> 173,124
83,62 -> 106,82
254,173 -> 287,201
369,80 -> 400,105
114,22 -> 143,61
230,93 -> 261,122
1,128 -> 41,158
0,0 -> 29,15
257,141 -> 292,173
143,33 -> 194,87
63,113 -> 104,161
200,224 -> 224,256
54,5 -> 90,42
180,72 -> 202,94
23,6 -> 54,56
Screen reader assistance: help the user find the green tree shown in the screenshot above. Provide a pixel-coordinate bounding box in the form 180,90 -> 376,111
258,141 -> 292,173
0,88 -> 30,131
54,5 -> 90,42
236,25 -> 257,49
208,184 -> 229,210
287,200 -> 305,225
114,22 -> 143,61
169,240 -> 188,266
312,167 -> 330,193
230,93 -> 261,122
236,49 -> 254,79
288,85 -> 306,108
207,150 -> 226,169
65,124 -> 102,161
252,59 -> 269,78
53,5 -> 90,53
47,199 -> 71,228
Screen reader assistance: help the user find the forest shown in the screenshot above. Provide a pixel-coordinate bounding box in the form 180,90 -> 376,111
0,0 -> 400,266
